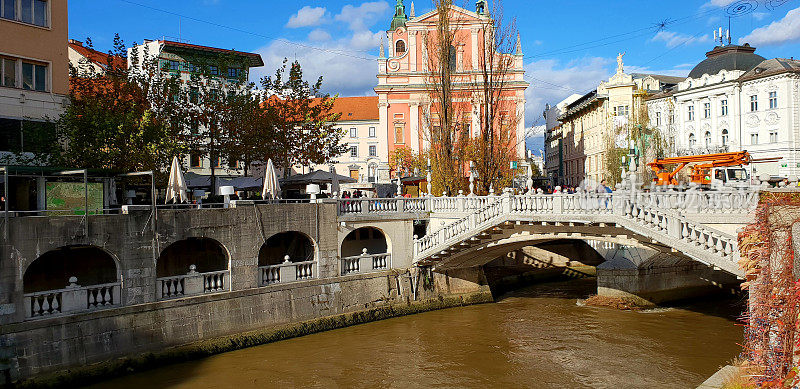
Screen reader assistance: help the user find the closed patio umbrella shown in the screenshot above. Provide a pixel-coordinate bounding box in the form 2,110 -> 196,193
261,159 -> 282,200
165,156 -> 188,204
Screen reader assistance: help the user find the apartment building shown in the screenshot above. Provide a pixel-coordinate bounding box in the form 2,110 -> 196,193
0,0 -> 68,161
127,39 -> 264,176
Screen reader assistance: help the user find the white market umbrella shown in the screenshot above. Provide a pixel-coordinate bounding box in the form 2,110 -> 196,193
261,159 -> 282,200
165,156 -> 188,204
330,165 -> 340,197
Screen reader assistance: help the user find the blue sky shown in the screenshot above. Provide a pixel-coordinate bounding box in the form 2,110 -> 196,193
69,0 -> 800,151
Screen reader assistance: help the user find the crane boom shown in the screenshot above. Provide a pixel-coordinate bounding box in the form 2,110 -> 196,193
647,151 -> 752,186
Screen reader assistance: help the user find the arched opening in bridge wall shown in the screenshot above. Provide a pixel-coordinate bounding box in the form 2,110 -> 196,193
156,238 -> 230,299
258,232 -> 317,285
259,231 -> 315,266
23,245 -> 122,318
340,227 -> 391,275
157,238 -> 229,277
24,245 -> 119,293
341,227 -> 388,257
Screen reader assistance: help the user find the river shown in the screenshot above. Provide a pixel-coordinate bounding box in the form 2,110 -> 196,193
87,278 -> 743,388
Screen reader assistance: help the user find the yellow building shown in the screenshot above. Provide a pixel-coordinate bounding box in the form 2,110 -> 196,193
556,55 -> 683,186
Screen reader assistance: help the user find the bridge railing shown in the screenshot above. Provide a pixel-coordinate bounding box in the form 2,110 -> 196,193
258,260 -> 317,286
633,190 -> 758,213
621,197 -> 739,267
341,250 -> 391,275
23,281 -> 121,319
336,189 -> 757,219
156,266 -> 230,300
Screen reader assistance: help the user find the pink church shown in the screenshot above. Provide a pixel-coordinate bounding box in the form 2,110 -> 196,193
375,0 -> 528,179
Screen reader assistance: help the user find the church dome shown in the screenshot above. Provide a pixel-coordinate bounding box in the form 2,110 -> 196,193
687,44 -> 765,79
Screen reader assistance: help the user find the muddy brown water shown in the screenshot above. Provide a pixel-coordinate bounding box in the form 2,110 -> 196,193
86,278 -> 743,388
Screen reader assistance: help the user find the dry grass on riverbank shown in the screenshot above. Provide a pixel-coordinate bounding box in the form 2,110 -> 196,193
583,295 -> 647,310
720,359 -> 756,389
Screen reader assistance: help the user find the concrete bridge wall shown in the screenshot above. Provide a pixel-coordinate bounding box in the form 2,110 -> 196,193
0,203 -> 488,383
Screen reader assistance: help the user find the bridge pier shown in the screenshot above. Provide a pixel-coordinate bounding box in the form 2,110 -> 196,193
596,247 -> 740,307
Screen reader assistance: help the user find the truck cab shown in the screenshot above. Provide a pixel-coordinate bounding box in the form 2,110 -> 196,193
711,167 -> 749,187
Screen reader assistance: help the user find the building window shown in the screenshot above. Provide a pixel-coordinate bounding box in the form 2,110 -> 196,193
1,57 -> 16,88
614,105 -> 629,117
750,95 -> 758,112
703,102 -> 710,119
769,91 -> 777,109
228,68 -> 241,78
1,0 -> 15,20
209,65 -> 219,75
368,145 -> 377,157
190,118 -> 199,134
655,112 -> 661,126
349,127 -> 357,138
687,106 -> 694,121
394,124 -> 404,144
704,131 -> 711,147
669,110 -> 674,124
21,61 -> 46,91
721,129 -> 728,146
349,145 -> 358,158
688,133 -> 696,147
751,133 -> 759,145
189,87 -> 199,104
770,130 -> 778,143
211,156 -> 221,168
190,153 -> 202,168
395,40 -> 406,54
2,0 -> 47,27
165,60 -> 180,71
368,126 -> 376,138
720,99 -> 728,116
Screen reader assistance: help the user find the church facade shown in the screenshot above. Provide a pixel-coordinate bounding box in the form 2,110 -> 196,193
374,0 -> 528,179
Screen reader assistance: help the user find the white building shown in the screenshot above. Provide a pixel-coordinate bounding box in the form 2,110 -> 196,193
647,42 -> 800,178
312,96 -> 390,183
542,94 -> 581,185
127,39 -> 264,176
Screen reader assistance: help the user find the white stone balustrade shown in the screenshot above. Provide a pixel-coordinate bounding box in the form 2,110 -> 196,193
258,256 -> 318,286
157,265 -> 230,300
340,248 -> 392,275
337,189 -> 756,219
414,190 -> 748,276
23,277 -> 121,319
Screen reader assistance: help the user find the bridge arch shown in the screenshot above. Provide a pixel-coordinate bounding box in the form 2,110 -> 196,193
23,245 -> 121,293
259,231 -> 317,266
157,237 -> 229,277
340,226 -> 391,258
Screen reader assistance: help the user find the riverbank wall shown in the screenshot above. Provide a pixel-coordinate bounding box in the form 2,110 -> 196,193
4,267 -> 491,387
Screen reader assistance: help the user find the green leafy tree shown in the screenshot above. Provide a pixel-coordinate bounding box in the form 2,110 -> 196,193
261,59 -> 345,176
57,35 -> 189,179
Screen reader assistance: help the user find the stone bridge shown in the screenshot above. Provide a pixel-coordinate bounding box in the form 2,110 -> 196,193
337,189 -> 757,278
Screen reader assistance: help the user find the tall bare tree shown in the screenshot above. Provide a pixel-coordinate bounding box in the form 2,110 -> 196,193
422,0 -> 470,195
467,0 -> 524,193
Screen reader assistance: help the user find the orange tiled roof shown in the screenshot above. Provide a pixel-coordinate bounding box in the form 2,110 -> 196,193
69,41 -> 127,70
325,96 -> 379,121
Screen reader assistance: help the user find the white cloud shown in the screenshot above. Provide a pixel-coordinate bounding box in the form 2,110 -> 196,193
251,39 -> 378,98
334,1 -> 389,31
626,65 -> 689,77
308,29 -> 332,42
740,6 -> 800,46
286,6 -> 328,28
702,0 -> 738,8
522,57 -> 612,150
349,30 -> 384,50
752,12 -> 768,21
652,30 -> 711,48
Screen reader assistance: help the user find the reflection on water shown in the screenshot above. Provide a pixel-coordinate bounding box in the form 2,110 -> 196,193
87,279 -> 743,389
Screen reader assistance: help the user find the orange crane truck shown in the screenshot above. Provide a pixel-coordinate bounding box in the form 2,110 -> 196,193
647,151 -> 778,187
